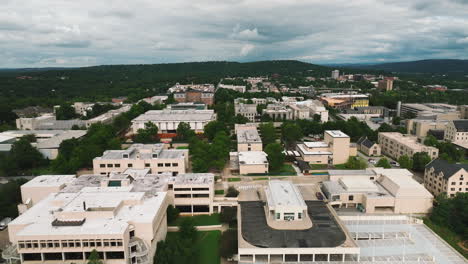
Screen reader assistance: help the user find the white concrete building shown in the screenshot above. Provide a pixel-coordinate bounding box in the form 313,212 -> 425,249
131,109 -> 216,134
235,124 -> 262,152
378,132 -> 439,160
0,130 -> 87,159
230,151 -> 269,175
444,119 -> 468,147
167,173 -> 215,214
234,99 -> 257,122
288,100 -> 328,122
265,181 -> 307,221
262,104 -> 293,120
93,144 -> 188,176
322,168 -> 433,214
8,174 -> 170,264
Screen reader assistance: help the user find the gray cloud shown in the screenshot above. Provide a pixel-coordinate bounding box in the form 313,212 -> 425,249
0,0 -> 467,67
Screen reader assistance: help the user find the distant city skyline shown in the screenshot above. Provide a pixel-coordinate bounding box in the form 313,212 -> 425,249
1,0 -> 468,67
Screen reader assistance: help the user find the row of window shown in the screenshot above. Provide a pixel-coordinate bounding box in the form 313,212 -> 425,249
175,194 -> 209,198
18,239 -> 123,249
99,162 -> 179,168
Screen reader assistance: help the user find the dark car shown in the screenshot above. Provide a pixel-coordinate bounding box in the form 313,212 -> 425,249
316,192 -> 324,201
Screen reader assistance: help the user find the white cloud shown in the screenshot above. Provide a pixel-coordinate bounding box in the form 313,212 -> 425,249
0,0 -> 467,67
240,44 -> 255,56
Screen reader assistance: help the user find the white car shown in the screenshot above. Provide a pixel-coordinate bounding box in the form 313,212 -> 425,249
368,159 -> 377,164
390,161 -> 400,167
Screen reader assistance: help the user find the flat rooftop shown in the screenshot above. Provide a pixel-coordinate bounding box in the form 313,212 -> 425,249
133,109 -> 215,122
238,151 -> 268,165
265,180 -> 306,208
237,128 -> 262,144
303,141 -> 329,148
22,175 -> 76,188
239,201 -> 347,248
325,130 -> 349,138
168,173 -> 214,185
96,144 -> 186,160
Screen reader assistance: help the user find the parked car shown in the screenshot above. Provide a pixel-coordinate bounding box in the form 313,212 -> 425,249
390,161 -> 400,167
316,192 -> 324,201
368,159 -> 376,164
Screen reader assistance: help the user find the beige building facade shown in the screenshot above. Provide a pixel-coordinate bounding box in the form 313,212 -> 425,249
378,132 -> 439,160
444,120 -> 468,146
93,144 -> 188,176
235,124 -> 263,152
356,137 -> 381,157
407,119 -> 449,139
296,131 -> 354,165
323,168 -> 433,214
424,159 -> 468,198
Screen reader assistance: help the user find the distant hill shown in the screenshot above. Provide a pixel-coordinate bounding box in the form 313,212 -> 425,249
352,59 -> 468,74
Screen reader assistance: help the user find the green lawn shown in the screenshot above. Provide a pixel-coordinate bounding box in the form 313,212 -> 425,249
176,146 -> 189,149
333,164 -> 347,169
165,231 -> 221,264
215,189 -> 225,195
228,177 -> 241,182
253,177 -> 269,181
268,164 -> 297,176
424,218 -> 468,258
169,214 -> 221,226
197,231 -> 221,264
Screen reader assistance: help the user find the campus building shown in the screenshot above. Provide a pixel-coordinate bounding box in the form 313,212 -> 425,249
93,144 -> 188,176
131,109 -> 216,134
356,137 -> 381,157
406,119 -> 449,139
444,119 -> 468,147
378,132 -> 439,160
218,84 -> 246,93
234,99 -> 257,122
287,100 -> 328,122
230,151 -> 269,175
296,131 -> 356,165
399,103 -> 459,119
377,79 -> 393,91
235,124 -> 263,152
7,174 -> 170,264
424,158 -> 468,197
322,168 -> 433,214
0,130 -> 87,159
319,93 -> 369,109
173,90 -> 214,106
238,180 -> 359,263
262,104 -> 293,120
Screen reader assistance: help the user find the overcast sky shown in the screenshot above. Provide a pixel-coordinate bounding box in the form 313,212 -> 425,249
1,0 -> 468,67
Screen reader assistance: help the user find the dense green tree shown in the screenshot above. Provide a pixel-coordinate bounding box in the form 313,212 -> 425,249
219,229 -> 238,259
398,155 -> 413,169
392,116 -> 401,125
258,122 -> 276,146
0,178 -> 28,218
430,193 -> 468,240
56,104 -> 78,120
179,218 -> 198,242
220,207 -> 237,225
133,122 -> 158,143
265,143 -> 285,172
87,250 -> 103,264
176,122 -> 195,141
167,205 -> 180,224
204,120 -> 228,141
344,157 -> 368,169
424,135 -> 439,147
281,123 -> 303,146
233,114 -> 249,124
412,152 -> 432,171
376,158 -> 392,168
1,137 -> 47,176
225,186 -> 239,198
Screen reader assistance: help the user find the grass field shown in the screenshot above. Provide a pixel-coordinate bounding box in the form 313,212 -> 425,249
424,218 -> 468,259
228,177 -> 241,182
176,146 -> 189,149
269,164 -> 296,175
215,189 -> 225,195
310,164 -> 328,170
169,214 -> 221,226
166,231 -> 221,264
197,231 -> 221,264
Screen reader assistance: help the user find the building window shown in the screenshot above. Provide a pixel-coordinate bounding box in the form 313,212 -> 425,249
349,195 -> 354,201
172,163 -> 178,167
165,163 -> 171,167
298,213 -> 302,219
107,164 -> 113,168
123,154 -> 129,158
276,213 -> 280,220
451,182 -> 456,185
100,164 -> 105,168
115,164 -> 120,168
451,188 -> 455,191
145,163 -> 150,167
158,163 -> 164,167
128,163 -> 133,168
